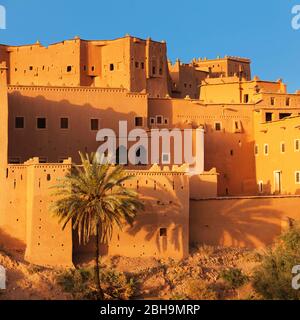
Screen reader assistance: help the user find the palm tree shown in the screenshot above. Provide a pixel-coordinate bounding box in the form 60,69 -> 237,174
51,152 -> 144,299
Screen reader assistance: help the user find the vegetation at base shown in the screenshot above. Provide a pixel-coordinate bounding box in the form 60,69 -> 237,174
220,268 -> 248,288
252,224 -> 300,300
56,268 -> 138,300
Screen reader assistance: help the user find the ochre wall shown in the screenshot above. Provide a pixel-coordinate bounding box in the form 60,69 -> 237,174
190,196 -> 300,248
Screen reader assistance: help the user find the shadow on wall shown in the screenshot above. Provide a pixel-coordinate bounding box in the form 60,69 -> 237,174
190,197 -> 285,248
0,227 -> 26,252
8,91 -> 146,165
73,174 -> 189,264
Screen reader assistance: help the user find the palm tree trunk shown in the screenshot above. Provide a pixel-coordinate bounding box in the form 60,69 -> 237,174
95,224 -> 104,300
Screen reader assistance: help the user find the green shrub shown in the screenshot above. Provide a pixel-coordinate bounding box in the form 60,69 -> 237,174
101,270 -> 138,300
220,268 -> 248,288
56,268 -> 93,298
252,224 -> 300,300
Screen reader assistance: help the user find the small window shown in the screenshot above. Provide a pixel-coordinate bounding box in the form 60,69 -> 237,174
156,116 -> 163,125
255,145 -> 259,155
280,142 -> 285,153
141,62 -> 144,69
15,117 -> 24,129
67,66 -> 72,72
264,144 -> 269,155
295,139 -> 300,152
152,67 -> 156,75
150,117 -> 155,125
159,68 -> 163,75
159,228 -> 167,237
286,97 -> 290,106
60,118 -> 69,129
265,112 -> 273,122
29,66 -> 33,71
37,118 -> 47,129
270,97 -> 275,106
215,122 -> 222,131
110,64 -> 114,71
230,150 -> 234,156
296,172 -> 300,184
135,62 -> 139,68
244,94 -> 249,103
91,119 -> 99,131
91,66 -> 95,71
135,117 -> 143,127
83,65 -> 87,71
47,174 -> 51,181
162,153 -> 170,164
164,118 -> 169,125
258,181 -> 263,193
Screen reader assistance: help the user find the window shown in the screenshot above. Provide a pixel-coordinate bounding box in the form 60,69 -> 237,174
135,62 -> 139,68
37,118 -> 47,129
83,65 -> 87,71
258,181 -> 263,193
141,62 -> 144,69
296,172 -> 300,184
91,119 -> 99,131
244,94 -> 249,103
265,112 -> 273,122
150,117 -> 155,125
270,97 -> 275,106
67,66 -> 72,72
60,118 -> 69,129
286,97 -> 290,106
110,64 -> 114,71
91,66 -> 95,71
215,122 -> 222,131
159,68 -> 163,75
295,139 -> 300,152
15,117 -> 24,129
135,117 -> 143,127
255,145 -> 259,155
280,142 -> 285,153
264,144 -> 269,155
279,113 -> 292,120
156,116 -> 163,125
159,228 -> 167,237
29,66 -> 33,71
162,153 -> 170,164
152,66 -> 156,75
233,120 -> 241,133
230,150 -> 234,156
164,118 -> 169,125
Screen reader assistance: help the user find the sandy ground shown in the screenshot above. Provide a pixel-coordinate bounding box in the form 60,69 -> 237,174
0,244 -> 262,300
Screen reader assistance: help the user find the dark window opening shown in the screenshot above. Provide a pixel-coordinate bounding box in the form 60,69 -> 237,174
152,66 -> 156,75
265,112 -> 273,122
159,68 -> 163,75
29,66 -> 33,71
230,150 -> 234,156
159,228 -> 167,237
135,117 -> 143,127
37,118 -> 47,129
244,94 -> 249,103
135,62 -> 139,68
156,116 -> 163,125
279,113 -> 292,120
83,65 -> 87,71
215,122 -> 221,131
91,66 -> 95,71
141,62 -> 144,69
91,119 -> 99,131
286,98 -> 290,106
270,97 -> 275,106
15,117 -> 24,129
281,143 -> 285,153
47,174 -> 51,181
67,66 -> 72,72
110,64 -> 114,71
60,118 -> 69,129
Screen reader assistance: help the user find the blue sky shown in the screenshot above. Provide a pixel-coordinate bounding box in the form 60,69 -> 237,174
1,0 -> 300,92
